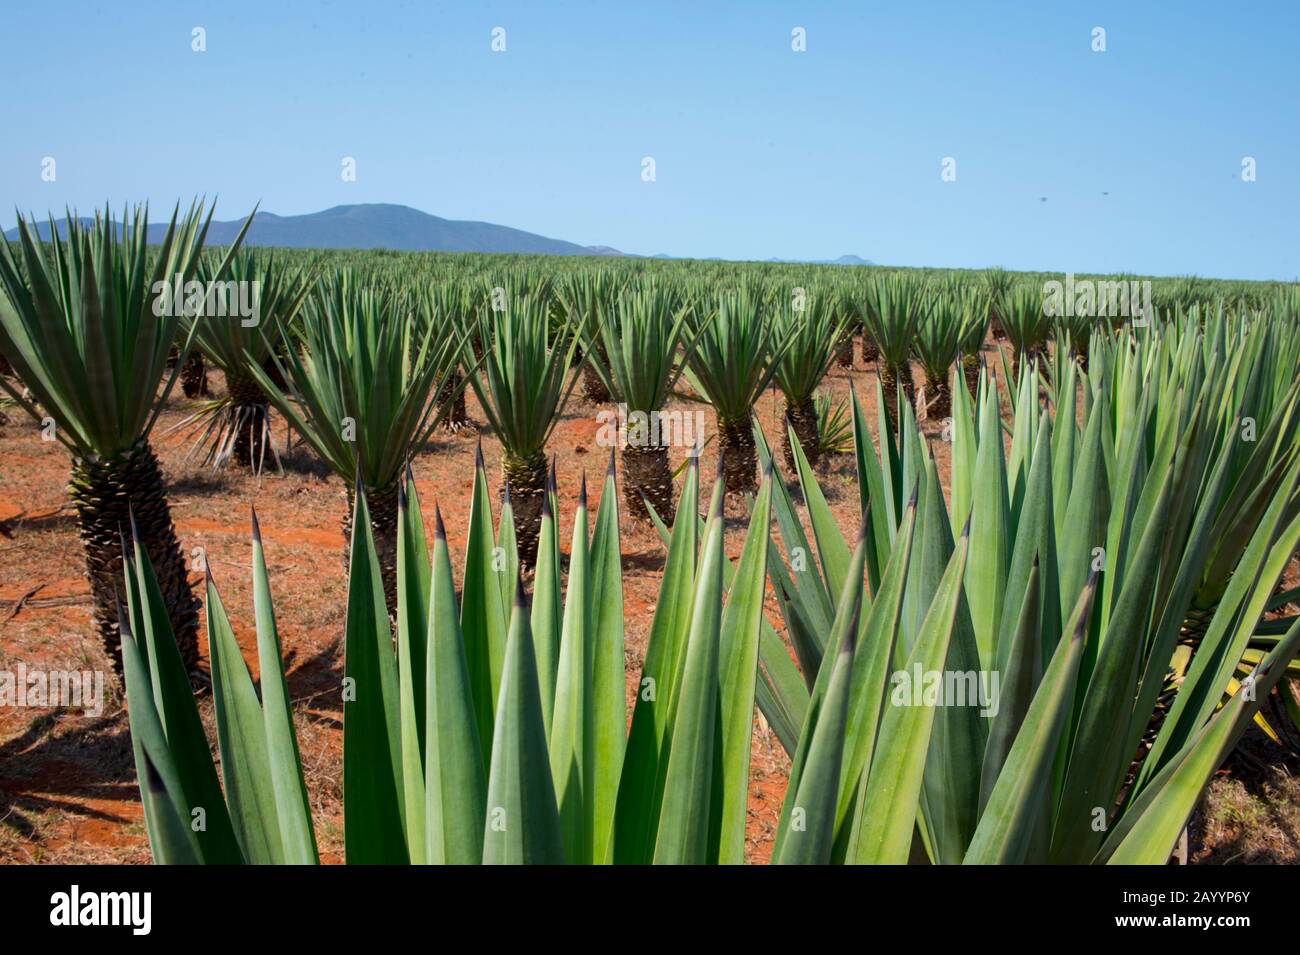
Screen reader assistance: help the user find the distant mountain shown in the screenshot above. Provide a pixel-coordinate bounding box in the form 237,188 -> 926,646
763,254 -> 875,266
4,203 -> 877,264
4,203 -> 623,257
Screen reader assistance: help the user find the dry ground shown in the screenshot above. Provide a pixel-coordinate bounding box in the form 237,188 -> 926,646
1,346 -> 1296,865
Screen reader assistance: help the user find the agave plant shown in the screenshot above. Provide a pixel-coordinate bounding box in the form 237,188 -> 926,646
771,288 -> 849,470
583,279 -> 699,523
172,249 -> 313,473
997,283 -> 1052,383
249,269 -> 462,605
421,279 -> 474,431
684,289 -> 790,496
173,348 -> 210,398
1090,306 -> 1300,638
0,202 -> 251,676
815,391 -> 854,458
1050,309 -> 1095,370
845,281 -> 880,365
557,270 -> 622,405
982,267 -> 1013,340
860,272 -> 931,429
833,301 -> 857,368
119,449 -> 776,864
751,345 -> 1300,863
911,283 -> 972,420
463,289 -> 581,565
955,285 -> 991,399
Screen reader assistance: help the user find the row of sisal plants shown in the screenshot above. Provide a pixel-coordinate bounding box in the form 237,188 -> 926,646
117,315 -> 1299,862
1,204 -> 1295,669
1,201 -> 1296,844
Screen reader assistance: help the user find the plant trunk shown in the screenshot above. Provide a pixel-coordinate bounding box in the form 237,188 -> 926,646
879,362 -> 914,431
582,364 -> 611,404
924,371 -> 951,419
834,333 -> 854,369
342,479 -> 401,614
623,441 -> 675,524
782,395 -> 820,472
861,335 -> 881,365
503,450 -> 548,567
69,441 -> 199,681
718,417 -> 757,498
261,352 -> 289,392
227,373 -> 272,470
990,309 -> 1006,340
180,352 -> 209,398
444,369 -> 470,433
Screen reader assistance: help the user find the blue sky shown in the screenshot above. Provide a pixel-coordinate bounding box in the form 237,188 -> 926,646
2,1 -> 1296,279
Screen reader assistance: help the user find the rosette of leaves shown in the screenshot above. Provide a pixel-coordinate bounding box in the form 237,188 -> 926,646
997,282 -> 1052,383
120,451 -> 776,865
583,279 -> 699,523
982,267 -> 1012,340
684,288 -> 791,497
462,289 -> 580,565
249,269 -> 463,606
557,270 -> 622,404
752,338 -> 1300,864
420,278 -> 475,430
0,201 -> 251,676
174,249 -> 313,473
771,288 -> 849,470
916,281 -> 987,416
859,272 -> 931,429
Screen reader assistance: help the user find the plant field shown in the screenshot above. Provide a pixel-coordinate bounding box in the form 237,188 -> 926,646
1,223 -> 1297,865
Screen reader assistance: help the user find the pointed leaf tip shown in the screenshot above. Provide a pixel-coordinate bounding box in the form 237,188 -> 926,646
606,446 -> 616,477
514,571 -> 528,609
433,503 -> 447,540
475,437 -> 485,470
502,481 -> 511,506
250,504 -> 262,543
578,471 -> 588,507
